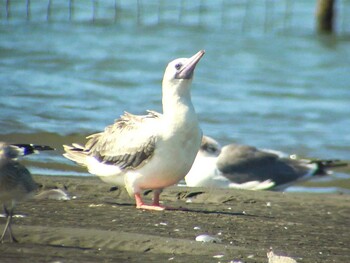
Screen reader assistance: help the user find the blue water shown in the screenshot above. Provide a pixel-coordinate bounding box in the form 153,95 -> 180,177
1,1 -> 349,192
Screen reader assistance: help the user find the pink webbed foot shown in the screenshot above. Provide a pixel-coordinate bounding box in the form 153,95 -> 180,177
134,192 -> 188,211
135,193 -> 165,211
137,204 -> 166,211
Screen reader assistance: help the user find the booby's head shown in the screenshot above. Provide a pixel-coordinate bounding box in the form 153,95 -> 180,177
198,136 -> 222,157
162,50 -> 205,93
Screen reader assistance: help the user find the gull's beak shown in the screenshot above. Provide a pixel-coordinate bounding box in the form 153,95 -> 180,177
176,50 -> 205,79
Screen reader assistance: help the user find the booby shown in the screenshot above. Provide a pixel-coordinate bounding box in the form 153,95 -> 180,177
63,50 -> 205,210
0,142 -> 54,242
185,136 -> 344,190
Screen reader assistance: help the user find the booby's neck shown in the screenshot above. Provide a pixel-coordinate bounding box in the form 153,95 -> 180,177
161,79 -> 195,117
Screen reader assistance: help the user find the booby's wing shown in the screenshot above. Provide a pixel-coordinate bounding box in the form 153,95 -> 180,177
65,111 -> 162,170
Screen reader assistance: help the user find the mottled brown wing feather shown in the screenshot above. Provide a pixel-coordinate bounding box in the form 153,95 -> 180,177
83,111 -> 161,170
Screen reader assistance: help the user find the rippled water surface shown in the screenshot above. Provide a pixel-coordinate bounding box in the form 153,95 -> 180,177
1,1 -> 349,192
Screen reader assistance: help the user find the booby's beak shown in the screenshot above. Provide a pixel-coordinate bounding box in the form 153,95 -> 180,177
176,50 -> 205,79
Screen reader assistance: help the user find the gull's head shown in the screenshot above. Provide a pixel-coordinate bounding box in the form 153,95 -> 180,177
198,136 -> 222,157
162,50 -> 205,92
0,143 -> 20,160
0,142 -> 6,159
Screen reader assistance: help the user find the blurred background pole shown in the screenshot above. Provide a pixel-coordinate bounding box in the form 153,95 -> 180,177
316,0 -> 335,33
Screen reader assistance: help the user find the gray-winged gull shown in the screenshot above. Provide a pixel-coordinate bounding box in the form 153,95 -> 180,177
63,50 -> 205,211
185,136 -> 274,190
0,142 -> 54,242
185,136 -> 344,190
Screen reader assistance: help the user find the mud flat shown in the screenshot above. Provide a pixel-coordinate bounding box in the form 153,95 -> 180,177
0,175 -> 349,262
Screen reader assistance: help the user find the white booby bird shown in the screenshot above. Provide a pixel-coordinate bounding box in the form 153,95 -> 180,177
0,142 -> 54,242
185,136 -> 344,190
63,50 -> 205,211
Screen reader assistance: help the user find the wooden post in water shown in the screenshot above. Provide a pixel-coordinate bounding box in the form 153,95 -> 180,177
136,0 -> 142,25
316,0 -> 335,33
92,0 -> 98,23
69,0 -> 74,21
114,0 -> 119,23
284,0 -> 293,32
47,0 -> 52,22
26,0 -> 31,20
178,0 -> 185,24
6,0 -> 10,20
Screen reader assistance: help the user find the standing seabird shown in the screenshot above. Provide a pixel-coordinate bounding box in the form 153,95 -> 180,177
185,136 -> 344,190
63,50 -> 205,210
0,142 -> 54,242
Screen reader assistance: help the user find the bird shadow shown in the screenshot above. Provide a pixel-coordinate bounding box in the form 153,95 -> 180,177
104,200 -> 274,218
173,207 -> 274,218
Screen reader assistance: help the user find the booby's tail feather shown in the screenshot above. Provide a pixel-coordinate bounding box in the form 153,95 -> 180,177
63,144 -> 88,167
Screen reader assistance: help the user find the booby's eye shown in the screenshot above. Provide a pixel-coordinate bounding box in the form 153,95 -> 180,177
175,63 -> 182,70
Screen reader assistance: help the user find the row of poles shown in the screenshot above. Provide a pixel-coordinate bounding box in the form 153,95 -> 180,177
1,0 -> 344,33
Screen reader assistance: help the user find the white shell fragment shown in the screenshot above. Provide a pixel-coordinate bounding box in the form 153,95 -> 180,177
35,189 -> 71,201
195,234 -> 221,243
88,204 -> 105,207
267,248 -> 297,263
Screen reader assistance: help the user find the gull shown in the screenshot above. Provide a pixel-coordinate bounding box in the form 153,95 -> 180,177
0,142 -> 54,242
185,136 -> 275,190
63,50 -> 205,211
185,136 -> 344,190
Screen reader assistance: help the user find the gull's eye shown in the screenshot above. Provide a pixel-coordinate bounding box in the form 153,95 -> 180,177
175,63 -> 182,70
201,143 -> 217,153
207,145 -> 217,153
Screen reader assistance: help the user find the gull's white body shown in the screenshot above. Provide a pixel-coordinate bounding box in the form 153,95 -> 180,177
185,147 -> 274,190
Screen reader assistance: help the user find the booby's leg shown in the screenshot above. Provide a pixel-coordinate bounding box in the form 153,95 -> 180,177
134,193 -> 165,211
152,190 -> 188,211
152,189 -> 162,206
1,205 -> 17,243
